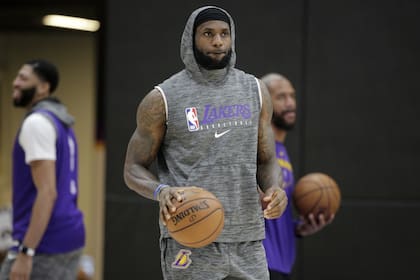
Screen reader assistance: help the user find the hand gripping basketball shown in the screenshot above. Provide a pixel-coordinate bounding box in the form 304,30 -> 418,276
158,186 -> 193,225
295,210 -> 335,237
293,172 -> 341,219
159,186 -> 225,248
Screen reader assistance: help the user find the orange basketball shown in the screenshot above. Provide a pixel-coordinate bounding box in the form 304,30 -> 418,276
166,187 -> 225,248
293,172 -> 341,219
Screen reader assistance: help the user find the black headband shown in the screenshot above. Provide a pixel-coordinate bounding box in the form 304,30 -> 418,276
193,8 -> 230,31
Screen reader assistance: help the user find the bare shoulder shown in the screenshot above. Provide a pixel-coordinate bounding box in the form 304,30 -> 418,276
137,88 -> 166,129
126,88 -> 166,166
256,78 -> 273,118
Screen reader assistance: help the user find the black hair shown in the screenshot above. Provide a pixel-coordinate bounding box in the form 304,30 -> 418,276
25,59 -> 59,93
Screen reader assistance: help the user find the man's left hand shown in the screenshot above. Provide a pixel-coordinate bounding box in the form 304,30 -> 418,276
261,187 -> 288,219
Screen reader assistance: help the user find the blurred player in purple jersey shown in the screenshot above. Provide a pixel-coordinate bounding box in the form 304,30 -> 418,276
261,73 -> 335,280
0,59 -> 85,280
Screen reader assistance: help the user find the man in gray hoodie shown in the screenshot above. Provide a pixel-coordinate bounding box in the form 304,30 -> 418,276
124,6 -> 287,280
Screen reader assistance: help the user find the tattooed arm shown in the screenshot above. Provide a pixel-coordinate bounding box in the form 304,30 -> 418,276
123,89 -> 166,200
256,80 -> 288,219
123,89 -> 185,223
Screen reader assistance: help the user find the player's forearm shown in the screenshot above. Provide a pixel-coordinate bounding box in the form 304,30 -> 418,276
124,162 -> 161,200
22,187 -> 57,249
257,159 -> 283,192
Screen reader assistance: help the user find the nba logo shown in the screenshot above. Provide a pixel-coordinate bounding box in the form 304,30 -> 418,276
185,107 -> 200,131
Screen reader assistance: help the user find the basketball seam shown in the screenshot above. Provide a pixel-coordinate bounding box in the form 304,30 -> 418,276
294,174 -> 340,216
294,186 -> 334,200
307,186 -> 323,215
180,213 -> 224,246
296,177 -> 327,215
169,208 -> 223,234
172,197 -> 219,208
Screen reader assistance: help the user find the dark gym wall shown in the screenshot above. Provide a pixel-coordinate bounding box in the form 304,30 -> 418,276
104,0 -> 420,279
301,1 -> 420,279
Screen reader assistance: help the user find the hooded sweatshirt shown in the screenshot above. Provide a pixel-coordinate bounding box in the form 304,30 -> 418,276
12,98 -> 85,253
155,6 -> 265,242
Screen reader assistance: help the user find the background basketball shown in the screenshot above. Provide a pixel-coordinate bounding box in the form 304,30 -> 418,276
166,187 -> 225,248
293,172 -> 341,219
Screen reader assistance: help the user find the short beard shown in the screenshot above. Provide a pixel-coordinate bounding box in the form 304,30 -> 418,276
194,47 -> 232,70
272,111 -> 295,131
13,87 -> 36,107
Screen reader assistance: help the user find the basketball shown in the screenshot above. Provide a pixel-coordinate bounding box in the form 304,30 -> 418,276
166,187 -> 225,248
293,172 -> 341,219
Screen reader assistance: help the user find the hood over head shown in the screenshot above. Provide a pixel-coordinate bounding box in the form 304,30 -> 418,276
180,6 -> 236,83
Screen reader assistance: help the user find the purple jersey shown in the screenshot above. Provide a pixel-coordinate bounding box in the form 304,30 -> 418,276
263,141 -> 296,274
12,110 -> 85,253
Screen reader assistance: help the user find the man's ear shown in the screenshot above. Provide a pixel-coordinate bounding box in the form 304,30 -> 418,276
38,80 -> 51,95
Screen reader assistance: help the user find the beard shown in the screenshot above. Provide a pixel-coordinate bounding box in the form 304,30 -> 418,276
13,87 -> 36,107
194,47 -> 232,70
272,111 -> 296,131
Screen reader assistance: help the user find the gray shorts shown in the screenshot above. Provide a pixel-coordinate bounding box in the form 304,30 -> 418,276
0,248 -> 82,280
161,238 -> 269,280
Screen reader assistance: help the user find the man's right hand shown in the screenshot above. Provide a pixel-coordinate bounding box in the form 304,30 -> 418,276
158,186 -> 202,225
10,254 -> 33,280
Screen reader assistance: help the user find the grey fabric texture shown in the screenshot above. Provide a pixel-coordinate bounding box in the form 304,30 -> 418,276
155,6 -> 265,242
0,248 -> 82,280
161,238 -> 269,280
30,98 -> 75,126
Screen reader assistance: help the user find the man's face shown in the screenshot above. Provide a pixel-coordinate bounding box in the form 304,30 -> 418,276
269,79 -> 297,130
12,65 -> 42,107
194,20 -> 232,69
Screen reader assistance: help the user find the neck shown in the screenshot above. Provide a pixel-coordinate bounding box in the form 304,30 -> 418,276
26,96 -> 53,112
199,66 -> 228,84
271,124 -> 287,143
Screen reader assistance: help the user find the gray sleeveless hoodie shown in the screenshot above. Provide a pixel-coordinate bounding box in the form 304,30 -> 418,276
155,6 -> 264,242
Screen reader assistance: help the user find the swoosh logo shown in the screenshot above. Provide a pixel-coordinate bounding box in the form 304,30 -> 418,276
214,129 -> 231,138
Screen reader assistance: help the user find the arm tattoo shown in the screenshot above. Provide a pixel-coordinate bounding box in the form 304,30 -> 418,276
257,81 -> 283,192
136,90 -> 166,165
123,89 -> 166,199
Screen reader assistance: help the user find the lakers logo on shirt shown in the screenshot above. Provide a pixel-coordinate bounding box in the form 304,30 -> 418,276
185,103 -> 253,132
172,249 -> 192,269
